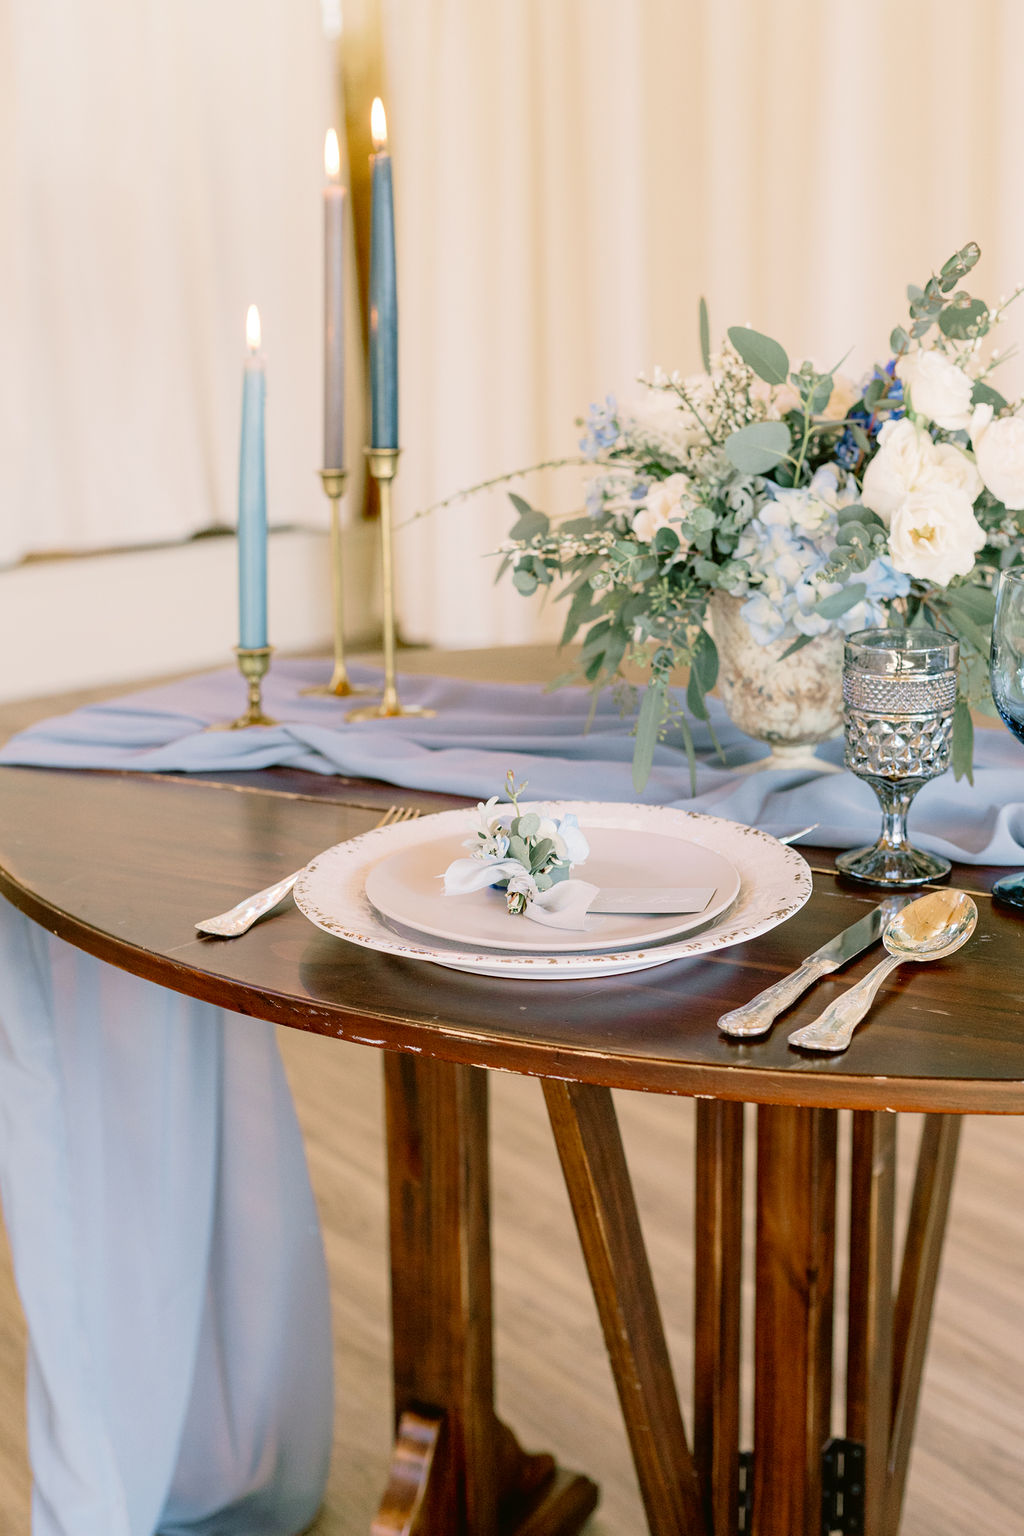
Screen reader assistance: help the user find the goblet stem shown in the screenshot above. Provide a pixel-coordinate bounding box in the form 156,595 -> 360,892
875,781 -> 916,851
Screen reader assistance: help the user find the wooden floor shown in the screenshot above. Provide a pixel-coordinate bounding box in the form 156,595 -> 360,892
0,1027 -> 1021,1534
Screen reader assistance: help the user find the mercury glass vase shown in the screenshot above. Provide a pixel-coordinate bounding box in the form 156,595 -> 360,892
708,593 -> 844,774
836,626 -> 959,887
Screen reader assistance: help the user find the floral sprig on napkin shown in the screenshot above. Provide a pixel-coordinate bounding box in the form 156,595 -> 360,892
443,771 -> 590,917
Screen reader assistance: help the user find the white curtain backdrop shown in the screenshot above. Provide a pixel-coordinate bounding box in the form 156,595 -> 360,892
386,0 -> 1024,649
0,0 -> 342,568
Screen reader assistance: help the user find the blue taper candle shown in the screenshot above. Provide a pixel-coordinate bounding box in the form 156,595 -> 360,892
369,97 -> 398,450
238,304 -> 268,649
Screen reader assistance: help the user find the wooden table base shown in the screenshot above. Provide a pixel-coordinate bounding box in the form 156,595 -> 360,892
538,1087 -> 962,1536
381,1054 -> 598,1536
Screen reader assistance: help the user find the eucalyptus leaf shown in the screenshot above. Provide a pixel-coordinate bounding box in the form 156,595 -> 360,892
699,296 -> 712,373
724,420 -> 791,474
938,296 -> 987,339
890,325 -> 910,354
516,813 -> 541,838
507,834 -> 529,865
653,525 -> 680,555
512,566 -> 538,595
943,584 -> 996,626
810,375 -> 834,413
952,697 -> 974,783
850,423 -> 872,453
727,326 -> 789,386
508,494 -> 550,542
779,632 -> 815,661
632,680 -> 664,792
813,581 -> 867,620
972,380 -> 1008,412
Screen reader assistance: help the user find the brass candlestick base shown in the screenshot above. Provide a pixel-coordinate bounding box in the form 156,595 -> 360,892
211,646 -> 279,730
347,447 -> 436,722
300,469 -> 373,698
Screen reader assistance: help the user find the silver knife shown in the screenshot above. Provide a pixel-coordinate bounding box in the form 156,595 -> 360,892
716,903 -> 898,1039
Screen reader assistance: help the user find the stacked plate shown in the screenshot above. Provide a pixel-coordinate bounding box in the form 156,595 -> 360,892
294,801 -> 813,980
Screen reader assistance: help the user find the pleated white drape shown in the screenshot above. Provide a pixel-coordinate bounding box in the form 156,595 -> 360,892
387,0 -> 1024,648
0,1 -> 338,568
5,0 -> 1024,644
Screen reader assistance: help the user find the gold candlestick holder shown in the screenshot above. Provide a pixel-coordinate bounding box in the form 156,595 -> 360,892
211,646 -> 278,730
347,447 -> 436,722
301,469 -> 372,698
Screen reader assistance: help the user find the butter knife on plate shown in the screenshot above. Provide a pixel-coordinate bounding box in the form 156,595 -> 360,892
716,902 -> 903,1039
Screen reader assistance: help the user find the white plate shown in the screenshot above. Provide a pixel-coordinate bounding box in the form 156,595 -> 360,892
294,802 -> 812,981
364,824 -> 740,952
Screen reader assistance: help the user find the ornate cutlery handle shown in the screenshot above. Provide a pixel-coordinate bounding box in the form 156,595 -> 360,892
787,953 -> 904,1053
717,955 -> 838,1038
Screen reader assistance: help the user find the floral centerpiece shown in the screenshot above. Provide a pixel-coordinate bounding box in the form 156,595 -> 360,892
497,243 -> 1024,789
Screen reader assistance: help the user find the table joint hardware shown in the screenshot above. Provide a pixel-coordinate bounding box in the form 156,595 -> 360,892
737,1449 -> 754,1533
821,1437 -> 865,1534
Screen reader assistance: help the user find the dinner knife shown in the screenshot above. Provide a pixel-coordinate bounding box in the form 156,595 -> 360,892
716,903 -> 895,1039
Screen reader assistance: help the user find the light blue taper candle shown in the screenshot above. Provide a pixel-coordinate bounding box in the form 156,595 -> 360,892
369,97 -> 398,450
238,304 -> 268,649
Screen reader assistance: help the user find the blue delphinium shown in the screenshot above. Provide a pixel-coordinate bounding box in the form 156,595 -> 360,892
579,395 -> 621,459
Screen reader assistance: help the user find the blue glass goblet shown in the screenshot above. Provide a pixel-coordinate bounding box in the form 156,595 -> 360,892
990,568 -> 1024,909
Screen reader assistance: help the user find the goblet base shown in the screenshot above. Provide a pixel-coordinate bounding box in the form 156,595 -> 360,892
992,870 -> 1024,910
836,841 -> 951,888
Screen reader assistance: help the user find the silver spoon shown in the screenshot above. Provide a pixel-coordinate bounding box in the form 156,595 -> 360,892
787,887 -> 978,1053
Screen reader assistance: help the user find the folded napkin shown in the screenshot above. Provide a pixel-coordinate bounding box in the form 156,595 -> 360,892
2,658 -> 1022,866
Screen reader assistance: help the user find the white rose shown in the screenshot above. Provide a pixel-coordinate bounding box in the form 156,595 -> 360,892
971,403 -> 1024,510
887,484 -> 986,586
631,473 -> 692,545
860,418 -> 932,523
920,440 -> 984,503
895,349 -> 974,431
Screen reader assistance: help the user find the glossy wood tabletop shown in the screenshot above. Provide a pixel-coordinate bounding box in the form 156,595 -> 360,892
1,763 -> 1021,1114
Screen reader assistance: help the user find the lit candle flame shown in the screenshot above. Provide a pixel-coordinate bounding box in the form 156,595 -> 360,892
246,304 -> 261,352
324,127 -> 341,180
371,97 -> 388,152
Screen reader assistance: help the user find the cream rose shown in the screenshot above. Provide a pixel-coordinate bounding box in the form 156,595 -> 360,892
822,374 -> 858,422
631,473 -> 693,545
971,403 -> 1024,510
860,418 -> 932,523
922,440 -> 984,503
887,484 -> 986,586
895,349 -> 974,431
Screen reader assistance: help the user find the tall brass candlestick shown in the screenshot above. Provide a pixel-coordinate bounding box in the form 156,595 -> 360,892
347,448 -> 435,721
301,469 -> 371,697
211,646 -> 278,730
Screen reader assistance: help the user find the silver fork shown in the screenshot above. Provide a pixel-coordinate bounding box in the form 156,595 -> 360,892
195,804 -> 421,937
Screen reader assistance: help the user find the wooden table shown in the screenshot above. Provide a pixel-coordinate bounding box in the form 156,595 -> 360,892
0,762 -> 1020,1536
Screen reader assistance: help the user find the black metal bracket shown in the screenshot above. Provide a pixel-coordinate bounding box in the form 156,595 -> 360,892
737,1450 -> 754,1534
821,1437 -> 865,1535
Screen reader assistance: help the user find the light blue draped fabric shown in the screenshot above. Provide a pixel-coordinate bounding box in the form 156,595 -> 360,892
1,657 -> 1022,864
0,905 -> 332,1536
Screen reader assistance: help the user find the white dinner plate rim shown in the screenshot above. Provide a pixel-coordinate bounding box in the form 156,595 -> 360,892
293,801 -> 812,979
363,824 -> 741,952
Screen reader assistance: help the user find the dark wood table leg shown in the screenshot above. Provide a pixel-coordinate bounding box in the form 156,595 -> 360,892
846,1111 -> 896,1536
380,1053 -> 599,1536
753,1104 -> 837,1536
543,1079 -> 706,1536
694,1100 -> 744,1536
886,1115 -> 961,1533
